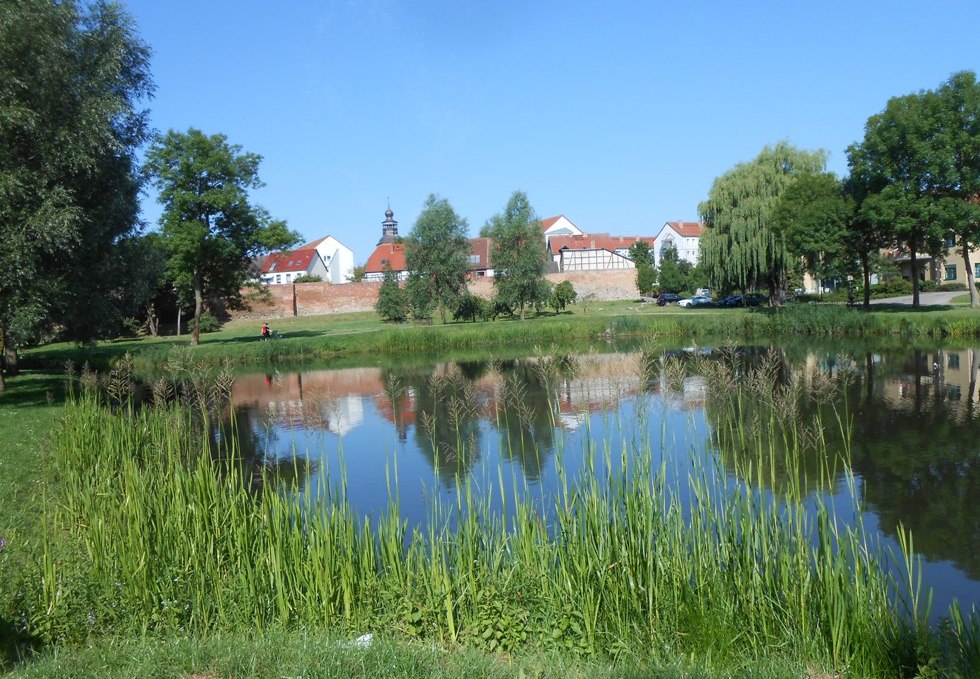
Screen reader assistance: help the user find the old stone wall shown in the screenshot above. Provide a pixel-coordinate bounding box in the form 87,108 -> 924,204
233,269 -> 638,319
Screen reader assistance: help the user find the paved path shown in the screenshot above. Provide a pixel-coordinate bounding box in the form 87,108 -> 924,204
868,291 -> 966,306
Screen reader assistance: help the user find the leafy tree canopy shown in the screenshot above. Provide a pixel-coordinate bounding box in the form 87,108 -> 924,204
145,128 -> 298,345
848,70 -> 980,306
404,194 -> 469,323
0,0 -> 152,391
698,142 -> 826,304
481,191 -> 548,320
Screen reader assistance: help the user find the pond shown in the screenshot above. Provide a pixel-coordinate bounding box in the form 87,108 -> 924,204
223,344 -> 980,620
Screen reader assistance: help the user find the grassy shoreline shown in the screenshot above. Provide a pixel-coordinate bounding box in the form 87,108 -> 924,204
3,304 -> 979,677
19,302 -> 980,376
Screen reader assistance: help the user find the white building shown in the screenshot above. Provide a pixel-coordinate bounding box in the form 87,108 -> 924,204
653,221 -> 704,268
300,236 -> 355,284
260,248 -> 329,285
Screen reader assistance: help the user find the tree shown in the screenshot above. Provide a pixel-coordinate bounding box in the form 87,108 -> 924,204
549,280 -> 577,313
346,264 -> 367,283
145,129 -> 298,346
0,0 -> 152,391
481,191 -> 548,320
375,263 -> 408,322
929,72 -> 980,307
772,172 -> 856,292
657,245 -> 691,294
404,194 -> 469,324
698,142 -> 827,305
628,241 -> 657,295
847,85 -> 957,307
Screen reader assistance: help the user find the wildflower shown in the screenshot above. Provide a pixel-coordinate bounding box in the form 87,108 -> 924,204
0,537 -> 7,550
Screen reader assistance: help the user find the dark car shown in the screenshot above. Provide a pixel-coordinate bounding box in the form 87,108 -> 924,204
720,294 -> 743,307
656,292 -> 681,306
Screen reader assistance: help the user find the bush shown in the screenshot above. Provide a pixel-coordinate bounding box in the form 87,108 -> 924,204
453,293 -> 487,323
293,275 -> 322,283
872,278 -> 912,297
549,280 -> 577,313
198,313 -> 220,333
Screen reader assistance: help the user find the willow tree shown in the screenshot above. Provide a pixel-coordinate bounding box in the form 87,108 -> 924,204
698,142 -> 827,305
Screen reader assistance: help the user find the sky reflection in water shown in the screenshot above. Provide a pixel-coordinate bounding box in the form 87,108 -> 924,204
226,346 -> 980,620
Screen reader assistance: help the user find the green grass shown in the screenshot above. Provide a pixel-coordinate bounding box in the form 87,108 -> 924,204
19,303 -> 980,377
0,372 -> 65,668
12,356 -> 978,678
4,632 -> 813,679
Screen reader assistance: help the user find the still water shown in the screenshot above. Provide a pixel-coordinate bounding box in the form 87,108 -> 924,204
224,345 -> 980,619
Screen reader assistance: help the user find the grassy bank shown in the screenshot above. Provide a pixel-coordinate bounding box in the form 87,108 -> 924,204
8,357 -> 978,678
20,302 -> 980,376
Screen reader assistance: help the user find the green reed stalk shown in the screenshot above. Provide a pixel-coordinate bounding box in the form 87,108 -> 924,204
28,361 -> 979,677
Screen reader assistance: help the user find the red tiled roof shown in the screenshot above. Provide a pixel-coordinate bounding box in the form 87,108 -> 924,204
299,237 -> 329,250
548,234 -> 655,255
467,237 -> 492,271
365,239 -> 495,274
364,242 -> 407,274
261,248 -> 320,274
539,215 -> 563,232
664,221 -> 704,237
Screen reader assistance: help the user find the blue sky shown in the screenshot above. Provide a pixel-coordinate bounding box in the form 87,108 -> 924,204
125,0 -> 979,265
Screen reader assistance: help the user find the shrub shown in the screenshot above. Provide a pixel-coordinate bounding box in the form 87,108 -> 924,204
198,313 -> 220,333
549,281 -> 577,313
293,274 -> 322,283
453,293 -> 487,323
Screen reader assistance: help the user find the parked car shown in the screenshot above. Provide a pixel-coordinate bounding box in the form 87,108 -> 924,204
656,292 -> 681,306
720,293 -> 766,307
720,294 -> 743,307
677,295 -> 713,308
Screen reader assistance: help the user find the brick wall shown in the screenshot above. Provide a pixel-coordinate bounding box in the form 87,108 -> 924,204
233,269 -> 639,319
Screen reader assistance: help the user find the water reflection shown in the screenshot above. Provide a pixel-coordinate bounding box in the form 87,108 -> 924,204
226,345 -> 980,615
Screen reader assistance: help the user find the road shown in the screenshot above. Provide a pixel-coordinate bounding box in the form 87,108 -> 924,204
868,291 -> 968,306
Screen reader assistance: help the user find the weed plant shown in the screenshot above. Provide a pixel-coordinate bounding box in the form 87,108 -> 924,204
16,355 -> 980,678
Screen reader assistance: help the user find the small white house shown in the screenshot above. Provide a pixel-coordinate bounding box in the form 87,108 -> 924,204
653,221 -> 704,268
300,236 -> 355,284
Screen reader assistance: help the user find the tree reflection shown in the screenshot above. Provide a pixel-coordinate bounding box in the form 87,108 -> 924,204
212,405 -> 315,499
848,347 -> 980,580
695,347 -> 850,497
382,363 -> 485,485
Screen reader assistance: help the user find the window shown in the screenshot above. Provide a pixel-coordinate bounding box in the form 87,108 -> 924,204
975,263 -> 980,279
468,255 -> 480,264
947,353 -> 960,370
945,265 -> 957,281
275,274 -> 281,284
285,273 -> 292,282
944,233 -> 956,248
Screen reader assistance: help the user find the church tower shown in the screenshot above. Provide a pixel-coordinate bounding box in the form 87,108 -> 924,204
378,205 -> 399,245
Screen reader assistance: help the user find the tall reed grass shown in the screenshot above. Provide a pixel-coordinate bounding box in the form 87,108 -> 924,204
23,355 -> 980,677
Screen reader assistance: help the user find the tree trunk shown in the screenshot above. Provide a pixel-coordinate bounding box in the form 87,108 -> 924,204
146,303 -> 159,337
192,284 -> 202,346
0,325 -> 5,394
909,240 -> 920,307
962,239 -> 978,308
4,347 -> 18,377
861,254 -> 872,309
968,348 -> 978,421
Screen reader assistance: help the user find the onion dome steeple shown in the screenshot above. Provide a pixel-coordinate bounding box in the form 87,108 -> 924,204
379,203 -> 399,245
